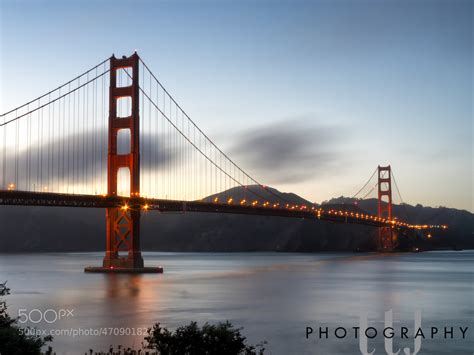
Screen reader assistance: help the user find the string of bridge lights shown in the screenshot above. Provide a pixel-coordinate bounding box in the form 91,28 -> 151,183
114,192 -> 447,231
6,179 -> 447,231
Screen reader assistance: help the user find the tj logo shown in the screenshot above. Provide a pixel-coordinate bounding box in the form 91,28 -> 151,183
359,310 -> 422,355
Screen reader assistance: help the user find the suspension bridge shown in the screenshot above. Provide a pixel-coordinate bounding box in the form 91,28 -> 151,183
0,53 -> 446,273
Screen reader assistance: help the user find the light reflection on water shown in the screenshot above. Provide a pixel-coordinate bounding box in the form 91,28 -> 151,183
0,251 -> 472,354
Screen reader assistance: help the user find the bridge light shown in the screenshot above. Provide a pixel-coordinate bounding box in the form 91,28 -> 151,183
227,197 -> 233,204
252,200 -> 258,206
240,199 -> 246,205
7,183 -> 15,191
213,197 -> 219,203
143,204 -> 149,210
122,204 -> 129,211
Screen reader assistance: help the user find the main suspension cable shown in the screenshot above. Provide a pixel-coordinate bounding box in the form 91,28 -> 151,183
138,58 -> 294,205
1,57 -> 110,118
351,167 -> 378,199
0,70 -> 110,127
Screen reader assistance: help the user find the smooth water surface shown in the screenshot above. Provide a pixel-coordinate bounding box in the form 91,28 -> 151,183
0,251 -> 472,354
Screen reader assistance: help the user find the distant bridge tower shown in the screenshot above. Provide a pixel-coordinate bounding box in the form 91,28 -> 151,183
377,165 -> 395,251
103,53 -> 144,269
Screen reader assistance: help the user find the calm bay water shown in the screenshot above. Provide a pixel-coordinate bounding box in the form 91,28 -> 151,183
0,251 -> 472,354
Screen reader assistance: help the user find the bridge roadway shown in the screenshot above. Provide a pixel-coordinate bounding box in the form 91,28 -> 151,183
0,190 -> 405,229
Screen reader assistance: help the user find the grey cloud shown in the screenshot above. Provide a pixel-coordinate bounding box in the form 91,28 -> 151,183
2,116 -> 348,191
229,117 -> 347,184
2,128 -> 178,189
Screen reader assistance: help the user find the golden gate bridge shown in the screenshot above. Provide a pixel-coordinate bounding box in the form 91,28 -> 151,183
0,53 -> 446,273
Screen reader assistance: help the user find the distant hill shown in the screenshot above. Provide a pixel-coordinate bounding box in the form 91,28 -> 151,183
0,188 -> 472,252
204,185 -> 314,206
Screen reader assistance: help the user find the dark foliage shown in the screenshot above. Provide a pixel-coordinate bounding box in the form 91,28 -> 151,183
144,321 -> 266,355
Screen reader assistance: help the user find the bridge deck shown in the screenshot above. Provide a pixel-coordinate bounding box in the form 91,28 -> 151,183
0,190 -> 401,228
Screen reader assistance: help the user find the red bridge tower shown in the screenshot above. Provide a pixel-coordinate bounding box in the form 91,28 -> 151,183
103,53 -> 142,269
377,165 -> 395,251
85,53 -> 161,273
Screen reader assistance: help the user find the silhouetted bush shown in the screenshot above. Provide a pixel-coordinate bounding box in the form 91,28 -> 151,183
144,321 -> 266,355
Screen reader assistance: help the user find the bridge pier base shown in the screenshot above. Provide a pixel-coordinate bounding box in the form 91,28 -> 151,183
84,207 -> 163,274
378,227 -> 396,252
84,266 -> 163,274
102,252 -> 144,269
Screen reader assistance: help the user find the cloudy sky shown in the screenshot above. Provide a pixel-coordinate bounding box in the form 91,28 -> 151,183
0,0 -> 472,211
